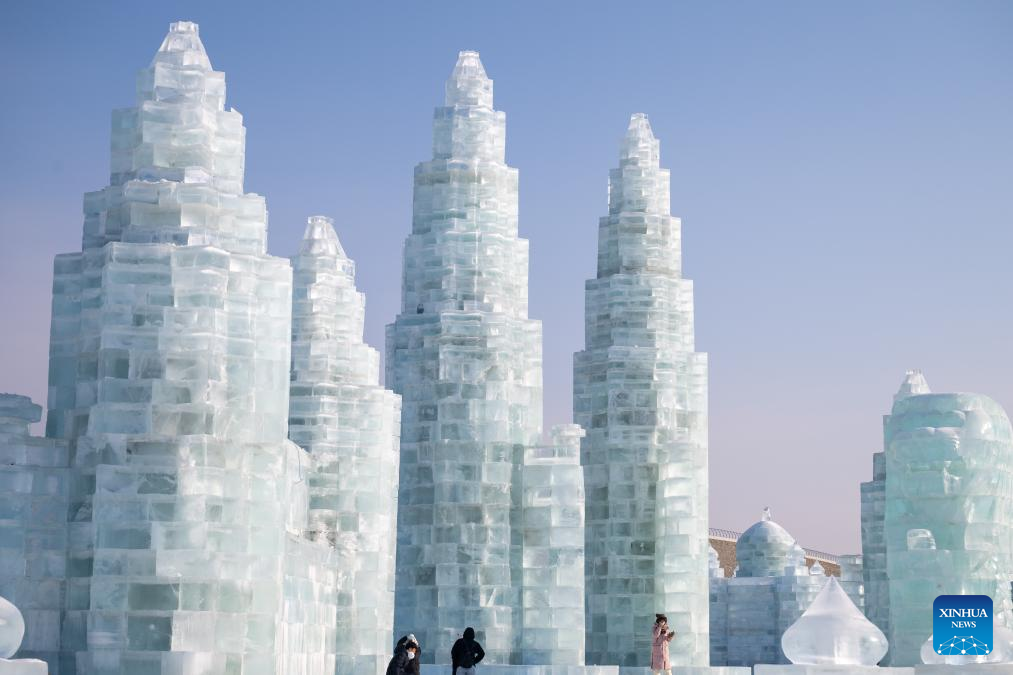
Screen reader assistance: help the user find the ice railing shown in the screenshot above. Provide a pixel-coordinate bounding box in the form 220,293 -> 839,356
708,527 -> 840,565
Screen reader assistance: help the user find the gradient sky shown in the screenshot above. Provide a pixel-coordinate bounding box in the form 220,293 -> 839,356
2,1 -> 1011,554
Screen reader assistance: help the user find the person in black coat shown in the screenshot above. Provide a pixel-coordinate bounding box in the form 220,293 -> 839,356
451,627 -> 485,675
386,635 -> 420,675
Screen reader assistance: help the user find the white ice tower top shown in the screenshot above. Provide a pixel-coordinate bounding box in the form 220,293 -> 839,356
894,370 -> 930,404
151,20 -> 211,69
611,113 -> 670,217
300,214 -> 348,260
445,50 -> 493,107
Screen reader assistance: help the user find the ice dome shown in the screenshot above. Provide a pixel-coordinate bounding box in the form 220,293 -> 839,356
736,508 -> 799,577
782,576 -> 888,665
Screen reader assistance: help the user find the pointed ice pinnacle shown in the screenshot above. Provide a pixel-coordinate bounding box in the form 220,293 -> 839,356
894,369 -> 931,403
621,112 -> 661,167
0,595 -> 25,659
781,576 -> 889,665
152,20 -> 211,69
445,50 -> 494,108
300,214 -> 347,259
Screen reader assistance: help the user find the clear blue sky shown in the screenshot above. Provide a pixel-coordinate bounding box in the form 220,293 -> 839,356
2,1 -> 1011,553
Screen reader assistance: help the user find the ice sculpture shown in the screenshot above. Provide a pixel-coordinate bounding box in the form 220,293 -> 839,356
386,51 -> 544,664
861,371 -> 931,661
882,382 -> 1013,665
44,22 -> 338,673
574,113 -> 709,666
0,395 -> 67,670
520,425 -> 586,666
781,577 -> 888,666
288,215 -> 402,674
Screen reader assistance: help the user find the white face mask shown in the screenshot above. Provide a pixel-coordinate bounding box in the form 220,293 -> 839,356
407,652 -> 416,661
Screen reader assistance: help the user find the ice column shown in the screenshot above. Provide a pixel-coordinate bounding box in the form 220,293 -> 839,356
44,22 -> 336,674
574,113 -> 709,666
884,384 -> 1013,665
387,51 -> 543,664
0,396 -> 67,671
861,371 -> 929,659
520,425 -> 585,666
288,215 -> 402,674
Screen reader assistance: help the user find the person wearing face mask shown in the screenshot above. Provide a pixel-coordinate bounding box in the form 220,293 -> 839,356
386,634 -> 421,675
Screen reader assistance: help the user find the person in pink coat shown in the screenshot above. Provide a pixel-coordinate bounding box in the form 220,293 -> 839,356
652,613 -> 675,674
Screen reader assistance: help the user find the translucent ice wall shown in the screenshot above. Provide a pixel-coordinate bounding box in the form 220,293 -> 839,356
574,113 -> 709,666
289,216 -> 402,674
44,22 -> 336,674
0,395 -> 68,670
884,388 -> 1013,665
386,51 -> 543,664
520,425 -> 585,666
861,370 -> 930,660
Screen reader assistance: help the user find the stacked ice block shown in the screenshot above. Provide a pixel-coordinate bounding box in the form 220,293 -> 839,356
710,546 -> 729,666
386,51 -> 543,664
836,555 -> 864,614
860,371 -> 929,662
0,395 -> 68,671
883,384 -> 1013,665
860,451 -> 888,647
574,113 -> 709,667
520,425 -> 586,666
43,22 -> 337,674
288,215 -> 401,674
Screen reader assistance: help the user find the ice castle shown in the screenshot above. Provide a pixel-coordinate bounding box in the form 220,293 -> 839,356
574,114 -> 709,667
3,17 -> 1013,675
862,372 -> 1013,666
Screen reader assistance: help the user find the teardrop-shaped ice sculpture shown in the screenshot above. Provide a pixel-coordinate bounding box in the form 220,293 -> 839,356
921,623 -> 1013,664
0,594 -> 25,659
781,576 -> 888,665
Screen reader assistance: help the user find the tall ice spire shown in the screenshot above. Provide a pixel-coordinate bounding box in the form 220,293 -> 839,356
575,114 -> 710,666
387,51 -> 543,664
289,216 -> 402,673
44,22 -> 339,674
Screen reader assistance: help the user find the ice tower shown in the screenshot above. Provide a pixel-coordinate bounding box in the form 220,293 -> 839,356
44,22 -> 337,674
881,377 -> 1013,664
288,216 -> 401,674
386,51 -> 543,664
574,114 -> 709,666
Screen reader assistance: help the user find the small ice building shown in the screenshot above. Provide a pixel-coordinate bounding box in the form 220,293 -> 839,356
868,373 -> 1013,665
709,510 -> 829,667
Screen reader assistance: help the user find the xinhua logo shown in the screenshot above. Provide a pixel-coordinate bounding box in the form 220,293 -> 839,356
933,595 -> 993,656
